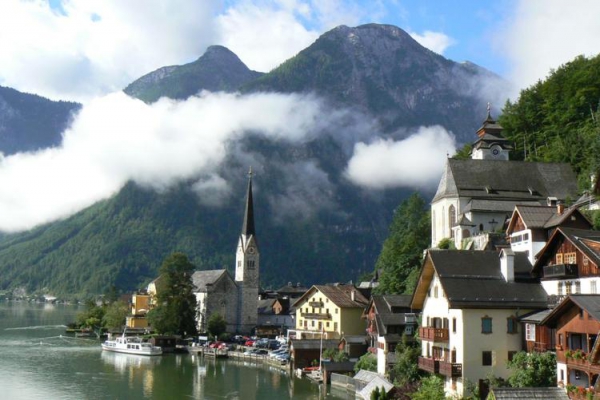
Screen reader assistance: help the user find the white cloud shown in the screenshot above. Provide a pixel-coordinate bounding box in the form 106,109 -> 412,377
0,0 -> 220,101
0,91 -> 332,232
500,0 -> 600,91
409,30 -> 455,55
345,126 -> 456,189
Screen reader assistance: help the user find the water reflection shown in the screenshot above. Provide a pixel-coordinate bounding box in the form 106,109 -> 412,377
100,351 -> 162,373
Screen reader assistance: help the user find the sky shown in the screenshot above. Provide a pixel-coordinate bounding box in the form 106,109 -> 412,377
0,0 -> 599,232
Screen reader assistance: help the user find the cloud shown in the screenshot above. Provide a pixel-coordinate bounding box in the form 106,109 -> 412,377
192,174 -> 233,207
409,30 -> 455,55
0,91 -> 334,232
345,126 -> 456,190
499,0 -> 600,91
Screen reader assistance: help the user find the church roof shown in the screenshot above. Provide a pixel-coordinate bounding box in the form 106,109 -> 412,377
191,269 -> 231,292
241,170 -> 255,237
411,250 -> 547,310
432,159 -> 577,203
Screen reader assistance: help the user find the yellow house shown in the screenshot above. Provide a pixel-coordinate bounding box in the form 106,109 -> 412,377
292,284 -> 368,339
125,292 -> 151,328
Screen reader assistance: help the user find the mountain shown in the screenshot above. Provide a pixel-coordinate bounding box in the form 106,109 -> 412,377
123,45 -> 263,103
0,86 -> 80,155
0,24 -> 510,298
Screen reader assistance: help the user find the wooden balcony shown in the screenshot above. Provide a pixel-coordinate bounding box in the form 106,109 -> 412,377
543,263 -> 578,279
439,360 -> 462,377
301,312 -> 331,320
419,327 -> 449,342
418,356 -> 439,373
308,301 -> 324,308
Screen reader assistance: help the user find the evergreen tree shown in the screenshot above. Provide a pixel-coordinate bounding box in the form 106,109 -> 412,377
507,351 -> 556,387
207,312 -> 227,339
147,252 -> 198,336
374,193 -> 430,295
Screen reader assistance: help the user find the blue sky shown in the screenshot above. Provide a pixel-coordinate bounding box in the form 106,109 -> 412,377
2,0 -> 597,102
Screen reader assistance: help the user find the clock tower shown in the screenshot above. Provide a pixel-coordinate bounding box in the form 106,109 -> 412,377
235,168 -> 259,332
470,104 -> 513,160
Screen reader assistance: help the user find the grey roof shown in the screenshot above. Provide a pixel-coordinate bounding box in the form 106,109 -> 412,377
541,295 -> 600,327
191,269 -> 230,292
293,284 -> 369,308
433,159 -> 577,203
568,295 -> 600,322
463,199 -> 532,213
341,335 -> 368,344
415,250 -> 547,309
487,387 -> 568,400
257,298 -> 276,315
369,295 -> 415,335
290,339 -> 339,350
241,173 -> 255,237
322,361 -> 355,372
512,205 -> 557,229
353,369 -> 382,383
518,308 -> 553,323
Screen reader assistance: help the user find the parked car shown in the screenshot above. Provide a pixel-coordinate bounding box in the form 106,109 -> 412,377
209,341 -> 224,349
244,339 -> 255,347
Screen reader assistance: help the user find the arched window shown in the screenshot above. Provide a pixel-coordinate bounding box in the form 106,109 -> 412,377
448,205 -> 456,238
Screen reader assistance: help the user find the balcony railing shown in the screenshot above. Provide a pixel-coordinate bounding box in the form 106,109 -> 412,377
543,263 -> 578,279
308,301 -> 324,308
439,360 -> 462,377
418,356 -> 439,373
301,312 -> 331,320
419,327 -> 449,342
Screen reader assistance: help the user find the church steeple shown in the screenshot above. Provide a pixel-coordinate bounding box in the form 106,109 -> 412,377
471,103 -> 513,160
241,167 -> 255,237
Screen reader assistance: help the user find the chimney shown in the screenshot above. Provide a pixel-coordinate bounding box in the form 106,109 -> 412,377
351,290 -> 356,302
500,249 -> 515,282
557,203 -> 564,215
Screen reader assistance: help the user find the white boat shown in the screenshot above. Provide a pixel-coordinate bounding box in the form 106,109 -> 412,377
101,335 -> 162,356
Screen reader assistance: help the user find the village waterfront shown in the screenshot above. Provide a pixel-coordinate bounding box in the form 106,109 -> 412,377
0,301 -> 351,400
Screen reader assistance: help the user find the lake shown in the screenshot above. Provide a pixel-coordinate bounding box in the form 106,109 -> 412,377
0,301 -> 352,400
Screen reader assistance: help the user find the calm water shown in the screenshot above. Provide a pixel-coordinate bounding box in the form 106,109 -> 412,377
0,301 -> 351,400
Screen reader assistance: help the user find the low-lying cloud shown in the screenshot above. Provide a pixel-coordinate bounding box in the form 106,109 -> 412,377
409,30 -> 455,55
345,126 -> 456,189
0,91 -> 332,232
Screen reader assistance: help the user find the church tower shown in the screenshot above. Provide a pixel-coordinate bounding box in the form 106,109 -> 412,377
470,104 -> 513,160
234,168 -> 259,332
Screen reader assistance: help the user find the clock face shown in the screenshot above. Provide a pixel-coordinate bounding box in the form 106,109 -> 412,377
492,148 -> 499,155
248,246 -> 255,254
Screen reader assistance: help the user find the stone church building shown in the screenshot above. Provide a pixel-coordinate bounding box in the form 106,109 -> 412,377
193,171 -> 259,334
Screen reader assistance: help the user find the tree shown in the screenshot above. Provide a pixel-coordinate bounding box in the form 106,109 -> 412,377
75,300 -> 105,330
147,252 -> 198,336
103,300 -> 129,330
374,193 -> 430,295
207,312 -> 227,339
507,351 -> 556,387
354,353 -> 377,372
410,375 -> 445,400
391,335 -> 422,386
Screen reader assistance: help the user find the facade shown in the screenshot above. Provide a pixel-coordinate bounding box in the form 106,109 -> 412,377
431,112 -> 578,249
540,295 -> 600,393
125,291 -> 151,328
363,295 -> 418,375
193,269 -> 238,333
291,284 -> 369,340
531,227 -> 600,304
411,249 -> 548,398
506,204 -> 591,265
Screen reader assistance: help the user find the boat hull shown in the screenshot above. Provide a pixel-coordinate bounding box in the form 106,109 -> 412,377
101,343 -> 162,356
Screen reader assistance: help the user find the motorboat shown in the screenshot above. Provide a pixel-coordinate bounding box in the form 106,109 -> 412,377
101,334 -> 162,356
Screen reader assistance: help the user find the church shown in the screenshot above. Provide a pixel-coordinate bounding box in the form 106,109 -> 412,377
192,169 -> 259,334
431,108 -> 579,249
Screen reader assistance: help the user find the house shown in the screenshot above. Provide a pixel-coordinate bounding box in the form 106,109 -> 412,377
431,111 -> 578,249
290,284 -> 369,340
532,227 -> 600,305
338,335 -> 368,359
125,291 -> 152,328
289,339 -> 339,369
363,295 -> 418,375
540,295 -> 600,393
411,249 -> 548,398
506,204 -> 591,264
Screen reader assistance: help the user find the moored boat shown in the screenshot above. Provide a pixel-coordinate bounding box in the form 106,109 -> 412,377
101,335 -> 162,356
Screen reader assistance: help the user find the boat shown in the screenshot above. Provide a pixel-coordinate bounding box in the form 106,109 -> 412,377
101,334 -> 162,356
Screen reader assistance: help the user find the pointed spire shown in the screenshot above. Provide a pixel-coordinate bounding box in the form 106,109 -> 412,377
241,167 -> 255,236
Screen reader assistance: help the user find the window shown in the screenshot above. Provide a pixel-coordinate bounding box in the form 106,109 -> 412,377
405,326 -> 413,335
558,282 -> 564,295
525,323 -> 535,341
434,286 -> 439,298
566,281 -> 572,295
452,318 -> 457,333
592,281 -> 597,294
565,252 -> 577,264
508,351 -> 517,362
507,317 -> 518,334
559,333 -> 563,346
584,257 -> 590,267
575,281 -> 581,294
482,351 -> 493,366
556,253 -> 563,264
449,205 -> 456,238
318,322 -> 322,330
579,309 -> 584,319
335,309 -> 338,314
326,322 -> 330,328
481,316 -> 492,334
247,260 -> 255,269
334,322 -> 338,331
311,320 -> 315,327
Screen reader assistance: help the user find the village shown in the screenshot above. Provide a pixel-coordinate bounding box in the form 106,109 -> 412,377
98,109 -> 600,400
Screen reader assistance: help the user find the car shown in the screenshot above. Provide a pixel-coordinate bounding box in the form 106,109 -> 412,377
275,354 -> 290,362
244,340 -> 255,347
209,341 -> 224,349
